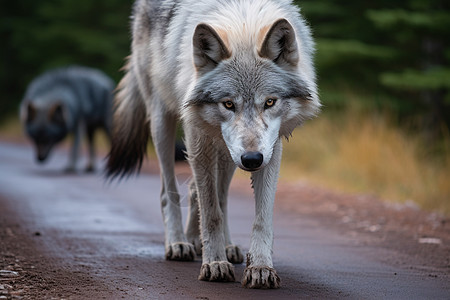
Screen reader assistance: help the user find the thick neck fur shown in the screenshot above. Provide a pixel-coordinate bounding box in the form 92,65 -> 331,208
202,0 -> 288,53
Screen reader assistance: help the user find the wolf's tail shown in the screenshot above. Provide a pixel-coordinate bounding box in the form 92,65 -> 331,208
105,59 -> 150,180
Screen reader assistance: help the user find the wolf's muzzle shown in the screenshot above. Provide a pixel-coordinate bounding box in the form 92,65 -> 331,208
241,151 -> 263,171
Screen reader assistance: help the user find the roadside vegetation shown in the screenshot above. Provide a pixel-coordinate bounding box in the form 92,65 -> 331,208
281,108 -> 450,215
282,0 -> 450,214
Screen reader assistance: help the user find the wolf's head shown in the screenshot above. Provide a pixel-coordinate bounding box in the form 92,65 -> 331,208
184,19 -> 320,171
21,101 -> 69,163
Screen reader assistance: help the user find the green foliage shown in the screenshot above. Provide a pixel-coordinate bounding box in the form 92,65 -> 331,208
0,0 -> 132,123
296,0 -> 450,132
367,10 -> 450,31
381,68 -> 450,91
316,38 -> 397,67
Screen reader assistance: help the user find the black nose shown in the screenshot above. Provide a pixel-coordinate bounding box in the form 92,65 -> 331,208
37,154 -> 47,163
241,152 -> 263,170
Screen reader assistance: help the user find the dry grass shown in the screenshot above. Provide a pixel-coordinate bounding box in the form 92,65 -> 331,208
282,110 -> 450,215
0,117 -> 23,140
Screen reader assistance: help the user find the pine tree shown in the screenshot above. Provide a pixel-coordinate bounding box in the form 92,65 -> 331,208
296,0 -> 450,134
367,0 -> 450,135
0,0 -> 131,121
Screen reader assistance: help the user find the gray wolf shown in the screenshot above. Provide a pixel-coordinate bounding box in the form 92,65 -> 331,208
20,66 -> 114,172
106,0 -> 320,288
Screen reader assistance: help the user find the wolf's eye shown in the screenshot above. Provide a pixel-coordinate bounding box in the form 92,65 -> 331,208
264,98 -> 277,109
223,101 -> 235,111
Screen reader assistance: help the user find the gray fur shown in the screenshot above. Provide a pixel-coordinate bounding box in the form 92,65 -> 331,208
21,66 -> 114,172
106,0 -> 320,288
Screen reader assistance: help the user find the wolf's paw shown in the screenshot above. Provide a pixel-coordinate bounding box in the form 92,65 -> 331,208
226,245 -> 244,264
198,261 -> 235,282
241,266 -> 280,289
165,242 -> 195,261
187,236 -> 202,256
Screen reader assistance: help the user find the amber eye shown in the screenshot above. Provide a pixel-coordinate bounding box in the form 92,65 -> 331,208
264,98 -> 277,109
223,101 -> 235,111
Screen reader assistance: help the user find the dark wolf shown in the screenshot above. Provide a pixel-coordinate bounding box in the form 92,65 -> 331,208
106,0 -> 320,288
20,66 -> 114,172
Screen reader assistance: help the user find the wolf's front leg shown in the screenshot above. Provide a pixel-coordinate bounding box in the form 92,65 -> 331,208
187,136 -> 235,282
150,106 -> 195,261
65,122 -> 82,173
185,179 -> 202,256
242,139 -> 282,289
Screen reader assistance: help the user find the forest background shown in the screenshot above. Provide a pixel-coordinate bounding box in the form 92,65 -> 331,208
1,0 -> 449,213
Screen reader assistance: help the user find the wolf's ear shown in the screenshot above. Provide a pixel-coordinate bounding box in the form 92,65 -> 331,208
259,19 -> 299,71
193,24 -> 231,74
49,103 -> 66,126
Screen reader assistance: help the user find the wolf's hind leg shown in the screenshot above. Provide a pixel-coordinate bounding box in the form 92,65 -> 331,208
150,102 -> 195,261
216,152 -> 243,264
65,122 -> 82,173
185,179 -> 202,256
84,125 -> 96,172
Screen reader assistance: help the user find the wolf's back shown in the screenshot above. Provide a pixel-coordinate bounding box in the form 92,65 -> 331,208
24,66 -> 114,121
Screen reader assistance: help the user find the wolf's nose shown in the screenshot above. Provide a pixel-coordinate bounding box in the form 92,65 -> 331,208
241,152 -> 263,170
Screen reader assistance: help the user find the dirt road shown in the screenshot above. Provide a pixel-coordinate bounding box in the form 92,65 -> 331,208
0,141 -> 449,299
